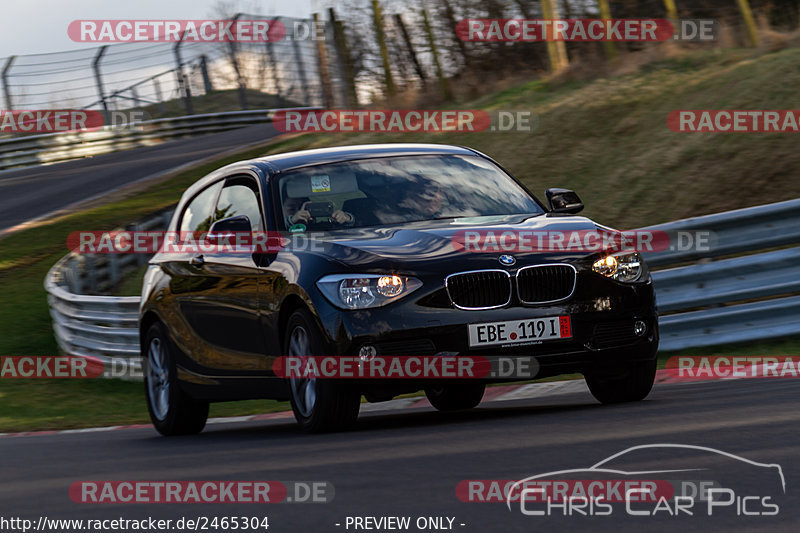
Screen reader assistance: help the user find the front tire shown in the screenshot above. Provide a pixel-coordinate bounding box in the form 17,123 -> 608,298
143,322 -> 209,436
425,382 -> 485,411
284,308 -> 360,433
585,359 -> 657,404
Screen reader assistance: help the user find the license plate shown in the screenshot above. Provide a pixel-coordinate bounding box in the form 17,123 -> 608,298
468,316 -> 571,347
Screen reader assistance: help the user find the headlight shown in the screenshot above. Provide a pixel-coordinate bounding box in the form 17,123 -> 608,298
592,251 -> 646,283
317,274 -> 423,309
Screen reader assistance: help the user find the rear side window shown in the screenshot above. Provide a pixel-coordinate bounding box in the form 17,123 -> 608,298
179,181 -> 223,234
214,177 -> 264,231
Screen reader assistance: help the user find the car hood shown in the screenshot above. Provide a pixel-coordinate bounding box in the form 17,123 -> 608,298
296,214 -> 606,273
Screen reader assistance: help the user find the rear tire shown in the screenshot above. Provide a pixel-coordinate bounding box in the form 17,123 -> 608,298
143,322 -> 209,436
284,308 -> 360,433
585,359 -> 657,404
425,382 -> 485,411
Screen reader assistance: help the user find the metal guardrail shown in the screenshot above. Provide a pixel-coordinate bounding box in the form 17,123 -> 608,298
653,247 -> 800,313
640,198 -> 800,350
46,255 -> 142,378
44,199 -> 800,378
640,198 -> 800,267
0,107 -> 318,171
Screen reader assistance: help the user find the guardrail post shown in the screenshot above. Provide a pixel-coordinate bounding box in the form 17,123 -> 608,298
84,254 -> 95,294
67,255 -> 82,294
108,252 -> 120,286
2,56 -> 15,110
92,46 -> 109,120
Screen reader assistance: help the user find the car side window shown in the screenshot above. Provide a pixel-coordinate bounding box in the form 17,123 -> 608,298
178,181 -> 223,236
214,177 -> 264,231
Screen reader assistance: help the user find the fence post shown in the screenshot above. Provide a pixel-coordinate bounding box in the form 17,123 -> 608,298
441,0 -> 470,66
313,13 -> 334,108
421,9 -> 452,101
182,74 -> 194,114
92,46 -> 109,119
200,55 -> 213,93
596,0 -> 617,60
152,78 -> 166,114
2,56 -> 15,110
550,0 -> 569,69
736,0 -> 760,46
329,8 -> 358,107
394,14 -> 427,85
513,0 -> 531,18
292,26 -> 312,105
372,0 -> 395,98
173,37 -> 193,114
228,13 -> 248,109
265,17 -> 283,98
130,86 -> 141,113
663,0 -> 679,25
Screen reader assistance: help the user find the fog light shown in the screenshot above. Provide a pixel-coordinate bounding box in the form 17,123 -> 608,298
359,345 -> 377,361
634,320 -> 647,337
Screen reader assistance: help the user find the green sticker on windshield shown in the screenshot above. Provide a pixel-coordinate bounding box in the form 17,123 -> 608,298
289,223 -> 307,233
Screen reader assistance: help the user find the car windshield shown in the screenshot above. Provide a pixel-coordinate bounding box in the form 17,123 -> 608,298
276,154 -> 543,231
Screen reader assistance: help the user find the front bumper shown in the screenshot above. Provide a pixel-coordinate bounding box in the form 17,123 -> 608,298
312,272 -> 659,385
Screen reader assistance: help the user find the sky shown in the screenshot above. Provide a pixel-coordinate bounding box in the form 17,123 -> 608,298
0,0 -> 317,57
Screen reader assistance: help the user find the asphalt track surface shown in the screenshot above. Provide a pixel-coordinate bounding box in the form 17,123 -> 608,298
0,123 -> 280,232
1,379 -> 797,532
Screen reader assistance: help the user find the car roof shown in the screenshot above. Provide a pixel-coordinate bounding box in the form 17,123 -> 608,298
252,143 -> 479,173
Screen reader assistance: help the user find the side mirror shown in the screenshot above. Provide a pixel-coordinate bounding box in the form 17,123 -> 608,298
546,188 -> 584,214
206,215 -> 252,244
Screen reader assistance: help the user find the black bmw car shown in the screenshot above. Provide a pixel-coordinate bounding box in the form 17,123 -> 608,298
139,143 -> 658,435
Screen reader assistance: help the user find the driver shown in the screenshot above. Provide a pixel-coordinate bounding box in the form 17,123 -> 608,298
284,196 -> 354,227
398,184 -> 444,218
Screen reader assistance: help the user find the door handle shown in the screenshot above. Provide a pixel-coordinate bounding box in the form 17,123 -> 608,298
189,254 -> 205,266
